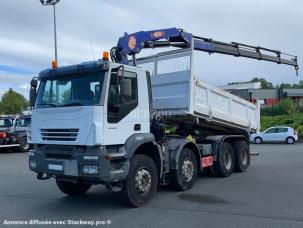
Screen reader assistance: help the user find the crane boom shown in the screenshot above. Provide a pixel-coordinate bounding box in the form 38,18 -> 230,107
111,28 -> 299,75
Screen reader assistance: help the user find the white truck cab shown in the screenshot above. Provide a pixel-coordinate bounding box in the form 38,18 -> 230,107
30,62 -> 150,147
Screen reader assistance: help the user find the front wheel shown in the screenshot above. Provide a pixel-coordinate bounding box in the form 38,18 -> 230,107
121,154 -> 158,207
254,137 -> 262,144
171,148 -> 198,191
19,137 -> 30,152
56,179 -> 91,196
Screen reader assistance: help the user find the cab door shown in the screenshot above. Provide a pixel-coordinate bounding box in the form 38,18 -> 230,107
103,66 -> 150,145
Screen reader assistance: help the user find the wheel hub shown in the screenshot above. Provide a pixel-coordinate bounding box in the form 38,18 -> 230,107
135,168 -> 152,193
241,149 -> 248,164
224,151 -> 232,170
255,138 -> 261,144
22,141 -> 29,150
182,159 -> 194,182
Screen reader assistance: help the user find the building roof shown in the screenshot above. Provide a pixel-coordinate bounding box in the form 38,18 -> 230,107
219,82 -> 262,90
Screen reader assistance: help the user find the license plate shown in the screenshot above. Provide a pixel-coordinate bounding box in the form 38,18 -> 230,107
48,164 -> 63,171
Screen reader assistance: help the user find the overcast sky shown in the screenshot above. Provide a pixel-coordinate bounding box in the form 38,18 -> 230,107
0,0 -> 302,98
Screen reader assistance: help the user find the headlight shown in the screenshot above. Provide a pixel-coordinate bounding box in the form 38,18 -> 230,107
27,130 -> 32,143
83,155 -> 98,160
82,165 -> 99,174
29,159 -> 37,169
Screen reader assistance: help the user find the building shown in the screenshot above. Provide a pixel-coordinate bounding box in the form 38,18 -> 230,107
220,82 -> 303,107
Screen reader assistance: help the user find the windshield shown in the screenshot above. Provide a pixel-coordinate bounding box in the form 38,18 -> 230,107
16,117 -> 31,127
36,71 -> 105,108
0,118 -> 13,127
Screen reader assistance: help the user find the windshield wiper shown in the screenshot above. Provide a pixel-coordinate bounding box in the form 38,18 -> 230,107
60,102 -> 83,107
39,103 -> 57,107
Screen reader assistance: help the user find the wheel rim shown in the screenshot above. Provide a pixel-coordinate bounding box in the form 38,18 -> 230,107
22,140 -> 29,150
135,168 -> 152,194
241,149 -> 248,165
224,151 -> 232,170
287,138 -> 293,144
255,138 -> 261,144
181,158 -> 194,182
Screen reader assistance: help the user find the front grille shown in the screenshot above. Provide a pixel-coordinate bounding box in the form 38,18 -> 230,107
46,153 -> 72,160
40,129 -> 79,141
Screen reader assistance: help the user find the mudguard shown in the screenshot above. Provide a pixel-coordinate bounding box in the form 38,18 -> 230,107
124,133 -> 158,158
167,138 -> 201,171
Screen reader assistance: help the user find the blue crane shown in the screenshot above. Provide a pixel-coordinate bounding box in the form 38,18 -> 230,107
110,27 -> 299,75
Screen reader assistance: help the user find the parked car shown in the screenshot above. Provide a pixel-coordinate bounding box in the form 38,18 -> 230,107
250,126 -> 298,144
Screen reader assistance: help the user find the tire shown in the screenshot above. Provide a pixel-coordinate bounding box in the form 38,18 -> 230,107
19,137 -> 30,152
254,137 -> 262,144
213,142 -> 235,177
286,137 -> 295,144
56,179 -> 91,196
233,140 -> 250,172
121,154 -> 158,207
171,148 -> 198,191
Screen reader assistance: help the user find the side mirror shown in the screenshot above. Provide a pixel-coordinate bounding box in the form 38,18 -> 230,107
30,78 -> 38,88
120,79 -> 132,97
29,78 -> 38,107
30,88 -> 37,107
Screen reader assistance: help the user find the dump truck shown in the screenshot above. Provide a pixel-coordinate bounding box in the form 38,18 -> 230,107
28,28 -> 298,207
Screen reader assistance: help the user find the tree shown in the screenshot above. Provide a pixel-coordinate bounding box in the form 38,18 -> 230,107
280,83 -> 292,89
0,89 -> 28,114
278,98 -> 297,115
279,80 -> 303,89
250,77 -> 274,89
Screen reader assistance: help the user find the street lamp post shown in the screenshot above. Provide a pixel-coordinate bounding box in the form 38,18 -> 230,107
39,0 -> 60,63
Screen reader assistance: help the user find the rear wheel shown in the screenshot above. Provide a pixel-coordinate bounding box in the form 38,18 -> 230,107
213,142 -> 235,177
254,137 -> 262,144
286,137 -> 295,144
233,140 -> 250,172
171,148 -> 198,191
56,179 -> 91,196
121,154 -> 158,207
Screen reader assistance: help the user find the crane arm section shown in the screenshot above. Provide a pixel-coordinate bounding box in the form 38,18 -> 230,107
111,28 -> 299,75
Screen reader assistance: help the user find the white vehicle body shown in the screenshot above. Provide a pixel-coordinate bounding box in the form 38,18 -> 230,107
29,49 -> 259,147
138,49 -> 260,133
29,63 -> 150,147
250,126 -> 298,144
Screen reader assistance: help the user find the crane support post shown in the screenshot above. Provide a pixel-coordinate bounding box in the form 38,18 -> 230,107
112,28 -> 192,64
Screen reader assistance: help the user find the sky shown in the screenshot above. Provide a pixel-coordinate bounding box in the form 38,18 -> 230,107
0,0 -> 302,98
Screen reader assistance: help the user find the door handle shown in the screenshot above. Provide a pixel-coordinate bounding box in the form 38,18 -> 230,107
134,124 -> 141,131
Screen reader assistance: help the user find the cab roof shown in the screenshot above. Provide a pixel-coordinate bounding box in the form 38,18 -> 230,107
38,60 -> 109,79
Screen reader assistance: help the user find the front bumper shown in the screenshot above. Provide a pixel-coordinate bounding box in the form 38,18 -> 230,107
294,135 -> 299,141
29,145 -> 129,183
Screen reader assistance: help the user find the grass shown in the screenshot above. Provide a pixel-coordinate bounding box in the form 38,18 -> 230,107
261,113 -> 303,132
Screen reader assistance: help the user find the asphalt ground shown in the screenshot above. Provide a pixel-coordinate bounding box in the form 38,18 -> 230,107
0,143 -> 303,228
